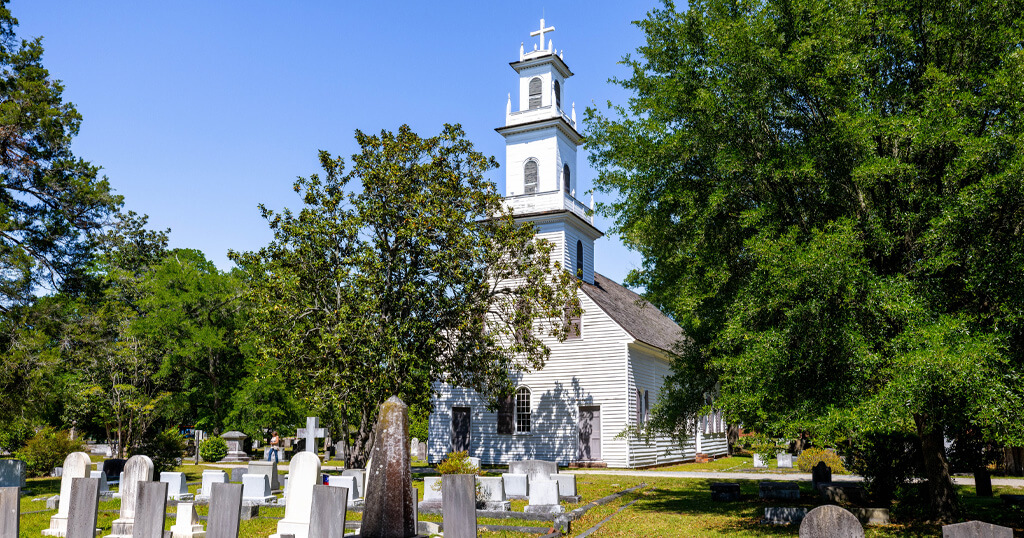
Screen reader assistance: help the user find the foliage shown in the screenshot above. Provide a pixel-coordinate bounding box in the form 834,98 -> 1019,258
225,366 -> 304,444
845,432 -> 921,506
795,447 -> 846,474
585,0 -> 1024,521
436,451 -> 481,476
14,428 -> 86,477
232,124 -> 578,468
199,435 -> 228,463
408,404 -> 429,444
130,427 -> 186,475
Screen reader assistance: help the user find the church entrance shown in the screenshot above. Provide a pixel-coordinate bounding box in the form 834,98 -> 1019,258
577,405 -> 601,461
451,407 -> 471,453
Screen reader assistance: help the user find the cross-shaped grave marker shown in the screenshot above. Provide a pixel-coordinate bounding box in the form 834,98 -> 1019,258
530,18 -> 555,50
295,417 -> 327,453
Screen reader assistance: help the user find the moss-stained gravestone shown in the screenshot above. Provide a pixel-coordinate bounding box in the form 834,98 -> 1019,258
360,396 -> 417,538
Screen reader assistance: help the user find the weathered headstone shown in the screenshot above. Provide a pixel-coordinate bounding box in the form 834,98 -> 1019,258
410,438 -> 420,460
326,475 -> 357,505
228,468 -> 245,483
0,459 -> 26,488
240,474 -> 275,505
106,454 -> 155,538
197,470 -> 228,502
360,396 -> 416,538
942,520 -> 1013,537
710,482 -> 741,502
418,477 -> 442,512
220,432 -> 250,463
295,417 -> 327,454
752,454 -> 767,468
758,481 -> 800,500
501,473 -> 528,498
777,453 -> 794,468
552,473 -> 580,502
247,461 -> 281,492
161,472 -> 193,501
309,485 -> 348,538
65,478 -> 101,538
206,483 -> 242,538
102,459 -> 126,485
88,472 -> 109,497
476,476 -> 510,511
270,451 -> 321,538
764,507 -> 808,524
418,441 -> 427,461
1,486 -> 19,538
442,474 -> 477,538
798,505 -> 864,538
132,481 -> 168,538
169,503 -> 205,538
525,478 -> 562,514
811,462 -> 832,491
340,469 -> 365,500
508,460 -> 557,482
42,451 -> 92,537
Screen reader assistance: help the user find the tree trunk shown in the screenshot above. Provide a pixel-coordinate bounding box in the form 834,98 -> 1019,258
727,424 -> 739,455
914,414 -> 959,522
1003,446 -> 1024,476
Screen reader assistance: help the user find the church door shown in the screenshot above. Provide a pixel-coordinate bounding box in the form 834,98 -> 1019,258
451,407 -> 471,453
577,406 -> 601,461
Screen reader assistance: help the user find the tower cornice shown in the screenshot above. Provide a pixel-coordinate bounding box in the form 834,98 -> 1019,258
510,53 -> 574,79
495,116 -> 583,145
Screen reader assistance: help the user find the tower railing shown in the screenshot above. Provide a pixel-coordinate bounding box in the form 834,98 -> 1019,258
504,190 -> 594,224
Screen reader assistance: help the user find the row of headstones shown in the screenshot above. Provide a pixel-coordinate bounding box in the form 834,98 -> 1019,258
770,504 -> 1013,538
418,459 -> 578,515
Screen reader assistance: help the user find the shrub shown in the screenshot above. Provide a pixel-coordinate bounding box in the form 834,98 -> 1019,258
796,447 -> 847,473
199,436 -> 228,463
14,428 -> 87,477
432,451 -> 480,492
845,432 -> 920,506
131,428 -> 186,475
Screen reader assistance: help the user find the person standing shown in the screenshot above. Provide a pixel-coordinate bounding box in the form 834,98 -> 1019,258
267,430 -> 280,463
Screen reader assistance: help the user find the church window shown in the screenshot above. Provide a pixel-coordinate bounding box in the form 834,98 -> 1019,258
644,390 -> 650,422
635,389 -> 644,426
528,77 -> 542,109
563,164 -> 570,193
576,240 -> 583,278
554,80 -> 561,109
524,160 -> 538,194
516,387 -> 532,433
497,393 -> 515,435
565,302 -> 581,340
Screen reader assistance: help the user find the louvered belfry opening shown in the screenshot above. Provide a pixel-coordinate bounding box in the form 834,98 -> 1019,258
564,164 -> 571,193
524,160 -> 538,193
554,80 -> 561,109
528,77 -> 542,109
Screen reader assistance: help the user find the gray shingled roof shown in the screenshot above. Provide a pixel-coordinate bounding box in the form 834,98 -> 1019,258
580,273 -> 685,353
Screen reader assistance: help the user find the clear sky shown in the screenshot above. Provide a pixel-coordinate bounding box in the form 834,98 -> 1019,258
10,1 -> 655,286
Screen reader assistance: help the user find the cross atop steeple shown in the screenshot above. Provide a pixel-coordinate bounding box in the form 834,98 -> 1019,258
531,18 -> 555,51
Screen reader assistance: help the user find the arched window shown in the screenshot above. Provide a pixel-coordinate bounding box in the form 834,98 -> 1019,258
563,164 -> 571,193
528,77 -> 542,109
524,160 -> 538,194
576,240 -> 583,278
515,387 -> 532,433
554,80 -> 561,109
644,390 -> 650,422
635,389 -> 644,425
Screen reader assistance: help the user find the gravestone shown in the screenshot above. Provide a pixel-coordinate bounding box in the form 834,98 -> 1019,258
501,473 -> 528,498
811,462 -> 832,491
229,468 -> 245,483
207,483 -> 242,538
106,454 -> 154,538
270,451 -> 321,538
418,477 -> 442,512
552,474 -> 580,502
102,459 -> 126,485
1,486 -> 19,538
161,472 -> 193,501
710,482 -> 741,502
132,481 -> 169,538
340,469 -> 365,500
88,472 -> 109,497
758,481 -> 800,500
777,453 -> 794,468
974,469 -> 993,498
818,484 -> 865,505
410,438 -> 420,459
360,396 -> 417,538
476,476 -> 510,511
326,475 -> 357,506
65,478 -> 101,538
170,503 -> 205,538
0,459 -> 26,488
799,505 -> 864,538
942,520 -> 1013,538
764,507 -> 808,524
466,457 -> 481,471
220,432 -> 249,463
309,486 -> 348,538
418,441 -> 427,461
508,460 -> 557,482
42,451 -> 92,537
240,474 -> 275,505
525,479 -> 562,514
442,474 -> 477,538
753,454 -> 767,468
197,470 -> 228,502
295,417 -> 327,454
247,461 -> 281,492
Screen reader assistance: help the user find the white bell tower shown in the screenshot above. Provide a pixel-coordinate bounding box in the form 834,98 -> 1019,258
497,19 -> 603,284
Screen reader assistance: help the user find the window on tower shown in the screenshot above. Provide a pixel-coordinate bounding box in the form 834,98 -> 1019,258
524,160 -> 538,194
563,164 -> 571,193
529,77 -> 542,109
576,240 -> 583,278
554,80 -> 561,110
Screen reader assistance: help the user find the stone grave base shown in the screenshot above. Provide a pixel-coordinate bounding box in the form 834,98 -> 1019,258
524,504 -> 564,515
763,507 -> 807,525
241,496 -> 277,506
710,483 -> 741,502
560,494 -> 582,503
479,500 -> 511,511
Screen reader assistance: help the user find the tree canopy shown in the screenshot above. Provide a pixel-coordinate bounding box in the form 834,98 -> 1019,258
585,0 -> 1024,520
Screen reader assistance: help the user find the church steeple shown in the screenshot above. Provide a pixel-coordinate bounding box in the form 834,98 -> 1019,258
496,19 -> 602,284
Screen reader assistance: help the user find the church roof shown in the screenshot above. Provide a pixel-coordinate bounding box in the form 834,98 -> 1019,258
580,273 -> 685,354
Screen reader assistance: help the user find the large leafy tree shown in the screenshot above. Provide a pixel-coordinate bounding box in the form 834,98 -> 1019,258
586,0 -> 1024,520
233,124 -> 578,467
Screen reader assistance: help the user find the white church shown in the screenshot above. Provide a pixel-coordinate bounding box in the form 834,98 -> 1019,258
427,20 -> 729,468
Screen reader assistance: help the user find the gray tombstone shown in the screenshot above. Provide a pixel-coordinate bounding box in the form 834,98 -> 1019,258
89,471 -> 110,496
811,461 -> 832,491
229,468 -> 245,483
942,520 -> 1014,538
240,474 -> 275,505
501,473 -> 528,498
442,474 -> 477,538
0,460 -> 26,488
710,482 -> 741,502
132,481 -> 168,538
207,483 -> 243,538
759,481 -> 800,500
160,472 -> 192,501
418,441 -> 427,461
66,478 -> 101,538
309,485 -> 348,538
220,432 -> 250,463
1,486 -> 18,538
410,438 -> 420,459
798,505 -> 864,538
508,460 -> 558,482
360,396 -> 416,538
552,473 -> 579,502
418,476 -> 442,512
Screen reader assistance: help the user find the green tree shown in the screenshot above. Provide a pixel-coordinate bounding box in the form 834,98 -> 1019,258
585,0 -> 1024,521
232,124 -> 578,468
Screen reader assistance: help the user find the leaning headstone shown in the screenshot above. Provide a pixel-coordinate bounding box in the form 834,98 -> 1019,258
42,451 -> 92,537
131,481 -> 169,538
88,472 -> 109,496
418,477 -> 442,512
161,472 -> 193,501
270,451 -> 321,538
340,469 -> 365,500
0,459 -> 26,488
552,474 -> 580,502
360,396 -> 416,538
247,461 -> 281,492
102,459 -> 126,485
240,474 -> 275,505
220,432 -> 250,463
798,505 -> 864,538
502,473 -> 528,498
207,483 -> 242,538
525,479 -> 562,514
1,486 -> 19,538
105,454 -> 155,538
710,482 -> 741,502
811,462 -> 832,491
169,503 -> 205,538
196,470 -> 228,502
777,454 -> 794,468
442,474 -> 477,538
309,485 -> 348,538
65,478 -> 101,538
942,520 -> 1013,538
476,476 -> 510,511
229,468 -> 245,483
508,460 -> 557,483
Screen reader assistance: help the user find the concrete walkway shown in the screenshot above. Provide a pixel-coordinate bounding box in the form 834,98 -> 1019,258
565,469 -> 1024,488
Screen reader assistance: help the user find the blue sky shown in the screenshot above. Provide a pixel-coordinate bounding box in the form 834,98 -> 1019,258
11,1 -> 655,286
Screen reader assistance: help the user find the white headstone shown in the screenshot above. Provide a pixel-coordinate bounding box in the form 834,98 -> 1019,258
501,473 -> 528,498
104,454 -> 154,538
524,478 -> 562,514
169,502 -> 205,538
422,476 -> 442,503
42,452 -> 91,537
753,454 -> 767,468
196,470 -> 227,501
476,476 -> 510,511
248,461 -> 280,491
241,474 -> 275,505
270,451 -> 321,538
778,454 -> 794,468
327,475 -> 357,506
160,472 -> 193,501
340,469 -> 365,500
552,473 -> 577,497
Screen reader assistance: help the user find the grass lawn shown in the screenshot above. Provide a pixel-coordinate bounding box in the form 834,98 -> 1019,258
650,454 -> 838,474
